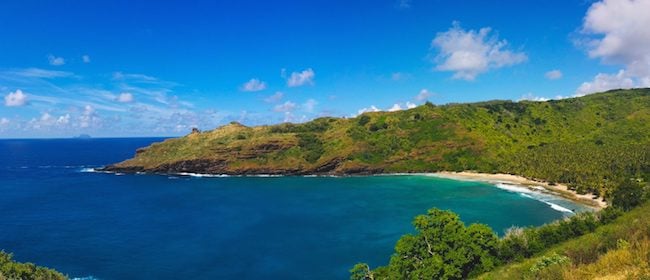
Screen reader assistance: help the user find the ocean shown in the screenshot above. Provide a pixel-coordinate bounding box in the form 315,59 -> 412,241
0,138 -> 590,279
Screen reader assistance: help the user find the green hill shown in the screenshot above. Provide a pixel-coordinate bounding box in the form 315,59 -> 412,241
105,88 -> 650,198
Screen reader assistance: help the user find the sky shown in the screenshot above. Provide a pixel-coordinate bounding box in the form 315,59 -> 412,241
1,0 -> 649,138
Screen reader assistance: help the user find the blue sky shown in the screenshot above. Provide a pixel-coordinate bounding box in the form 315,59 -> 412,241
1,0 -> 649,138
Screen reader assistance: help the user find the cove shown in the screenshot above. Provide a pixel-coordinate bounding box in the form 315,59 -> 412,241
0,138 -> 590,279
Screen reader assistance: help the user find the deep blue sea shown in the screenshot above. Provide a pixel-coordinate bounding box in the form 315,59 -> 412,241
0,138 -> 590,279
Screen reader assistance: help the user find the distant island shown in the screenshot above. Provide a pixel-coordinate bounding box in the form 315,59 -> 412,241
73,134 -> 92,139
102,88 -> 649,202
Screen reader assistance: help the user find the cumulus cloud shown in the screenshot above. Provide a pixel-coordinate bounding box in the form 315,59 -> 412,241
4,89 -> 28,106
582,0 -> 650,76
577,0 -> 650,94
117,92 -> 134,103
286,68 -> 315,87
303,99 -> 317,112
356,105 -> 381,116
431,22 -> 527,80
82,55 -> 91,63
241,78 -> 267,92
388,102 -> 417,112
388,104 -> 403,112
545,70 -> 563,80
27,112 -> 72,129
519,92 -> 550,102
406,101 -> 416,109
415,89 -> 432,101
48,55 -> 65,66
57,114 -> 70,125
79,105 -> 100,128
264,92 -> 284,103
576,70 -> 635,96
0,118 -> 9,126
273,101 -> 296,112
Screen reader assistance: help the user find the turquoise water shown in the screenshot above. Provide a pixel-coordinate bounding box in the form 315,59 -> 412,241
0,138 -> 590,279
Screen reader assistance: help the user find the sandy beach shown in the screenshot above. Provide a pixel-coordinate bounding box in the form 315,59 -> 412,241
431,171 -> 607,209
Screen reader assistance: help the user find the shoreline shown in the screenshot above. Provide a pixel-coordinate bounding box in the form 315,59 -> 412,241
429,171 -> 607,209
91,167 -> 607,209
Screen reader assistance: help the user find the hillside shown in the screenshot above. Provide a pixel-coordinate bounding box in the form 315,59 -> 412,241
476,201 -> 650,279
103,88 -> 650,198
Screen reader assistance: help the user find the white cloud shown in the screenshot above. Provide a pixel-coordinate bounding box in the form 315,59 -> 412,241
79,105 -> 100,128
0,118 -> 9,126
274,101 -> 296,112
4,89 -> 28,106
519,92 -> 550,102
415,89 -> 432,101
388,103 -> 403,112
48,55 -> 65,66
576,0 -> 650,95
82,55 -> 91,63
303,99 -> 317,112
57,114 -> 70,125
241,78 -> 267,92
545,70 -> 563,80
356,105 -> 381,116
40,112 -> 52,122
576,70 -> 635,96
2,68 -> 74,79
406,101 -> 416,109
431,22 -> 527,80
117,92 -> 134,103
388,101 -> 417,112
264,92 -> 284,103
286,68 -> 315,87
582,0 -> 650,77
27,112 -> 73,129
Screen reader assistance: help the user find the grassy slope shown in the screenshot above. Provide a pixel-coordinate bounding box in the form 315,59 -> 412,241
0,251 -> 66,280
111,88 -> 650,196
477,201 -> 650,279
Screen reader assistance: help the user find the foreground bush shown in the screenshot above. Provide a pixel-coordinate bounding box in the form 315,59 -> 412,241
0,251 -> 66,280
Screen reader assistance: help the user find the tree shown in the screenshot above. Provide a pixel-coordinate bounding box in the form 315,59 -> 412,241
383,208 -> 498,280
350,263 -> 373,280
611,181 -> 646,211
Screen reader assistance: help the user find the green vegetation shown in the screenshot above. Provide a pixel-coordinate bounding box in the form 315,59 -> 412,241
107,88 -> 650,279
0,251 -> 66,280
109,88 -> 649,200
477,200 -> 650,279
351,201 -> 630,280
360,209 -> 499,279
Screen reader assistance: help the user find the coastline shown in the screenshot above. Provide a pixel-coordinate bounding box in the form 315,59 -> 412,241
94,166 -> 608,210
430,171 -> 607,210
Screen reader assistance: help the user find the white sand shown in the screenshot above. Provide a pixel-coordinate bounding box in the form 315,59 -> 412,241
430,171 -> 607,209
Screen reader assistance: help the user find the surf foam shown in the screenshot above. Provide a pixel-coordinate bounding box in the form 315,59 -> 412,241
494,183 -> 574,214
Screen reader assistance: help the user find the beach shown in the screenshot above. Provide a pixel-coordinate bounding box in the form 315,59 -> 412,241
431,171 -> 607,209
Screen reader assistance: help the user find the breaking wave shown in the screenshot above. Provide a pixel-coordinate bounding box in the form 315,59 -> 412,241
494,183 -> 574,214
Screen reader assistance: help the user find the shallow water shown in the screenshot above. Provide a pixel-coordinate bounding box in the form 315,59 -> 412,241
0,138 -> 589,279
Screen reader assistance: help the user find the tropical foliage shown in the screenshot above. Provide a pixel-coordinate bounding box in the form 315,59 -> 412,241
110,88 -> 650,202
0,251 -> 66,280
351,202 -> 629,280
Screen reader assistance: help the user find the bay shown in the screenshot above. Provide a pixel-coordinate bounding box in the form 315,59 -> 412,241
0,138 -> 588,279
